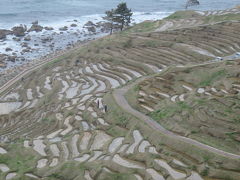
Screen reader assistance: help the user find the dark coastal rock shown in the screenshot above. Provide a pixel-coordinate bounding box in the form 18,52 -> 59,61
0,33 -> 6,40
0,29 -> 13,39
22,48 -> 31,53
84,21 -> 96,27
73,20 -> 78,22
28,21 -> 43,32
32,20 -> 38,25
84,21 -> 97,33
28,24 -> 43,32
59,26 -> 68,31
44,26 -> 54,31
12,37 -> 21,41
87,26 -> 96,33
24,36 -> 31,41
95,21 -> 105,28
71,24 -> 78,27
7,55 -> 17,62
12,25 -> 27,37
5,48 -> 13,52
21,42 -> 29,48
95,21 -> 112,33
41,37 -> 53,43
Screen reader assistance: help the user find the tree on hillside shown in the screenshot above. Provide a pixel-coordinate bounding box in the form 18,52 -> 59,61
103,9 -> 115,35
104,2 -> 133,34
185,0 -> 200,9
115,3 -> 133,31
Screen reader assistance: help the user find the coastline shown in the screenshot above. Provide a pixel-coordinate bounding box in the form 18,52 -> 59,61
0,12 -> 171,88
0,34 -> 107,91
0,4 -> 240,179
0,11 -> 171,67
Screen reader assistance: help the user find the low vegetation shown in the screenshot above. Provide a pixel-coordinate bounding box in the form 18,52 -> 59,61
0,6 -> 240,180
129,60 -> 240,155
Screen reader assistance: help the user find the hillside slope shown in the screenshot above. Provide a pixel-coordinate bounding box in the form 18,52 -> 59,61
128,59 -> 240,155
0,7 -> 240,180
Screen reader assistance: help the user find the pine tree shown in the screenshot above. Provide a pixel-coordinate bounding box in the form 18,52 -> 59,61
114,3 -> 133,31
104,3 -> 133,34
185,0 -> 200,9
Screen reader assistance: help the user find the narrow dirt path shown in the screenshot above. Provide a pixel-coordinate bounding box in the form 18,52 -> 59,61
113,65 -> 240,160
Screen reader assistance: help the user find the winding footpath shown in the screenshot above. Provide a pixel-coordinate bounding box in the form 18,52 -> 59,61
113,69 -> 240,160
0,28 -> 239,160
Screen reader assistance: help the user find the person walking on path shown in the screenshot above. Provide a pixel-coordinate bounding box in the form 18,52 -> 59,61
104,104 -> 108,113
97,99 -> 100,109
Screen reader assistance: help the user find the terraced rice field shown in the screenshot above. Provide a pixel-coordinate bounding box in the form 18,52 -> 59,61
0,7 -> 240,180
156,7 -> 240,32
0,58 -> 202,179
132,60 -> 240,155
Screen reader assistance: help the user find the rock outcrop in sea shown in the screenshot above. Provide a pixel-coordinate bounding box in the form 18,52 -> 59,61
11,25 -> 27,37
28,21 -> 43,32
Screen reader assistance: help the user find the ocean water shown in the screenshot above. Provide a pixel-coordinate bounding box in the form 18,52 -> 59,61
0,0 -> 239,28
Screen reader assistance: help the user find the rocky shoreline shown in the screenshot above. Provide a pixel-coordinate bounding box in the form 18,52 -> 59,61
0,35 -> 107,87
0,19 -> 111,69
0,19 -> 112,86
0,12 -> 172,87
